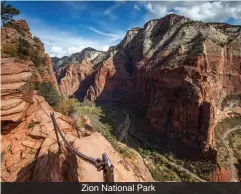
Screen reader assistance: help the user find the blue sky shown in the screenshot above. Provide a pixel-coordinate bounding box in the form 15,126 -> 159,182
10,1 -> 241,57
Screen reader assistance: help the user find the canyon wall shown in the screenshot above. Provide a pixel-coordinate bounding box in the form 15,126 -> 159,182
54,14 -> 241,154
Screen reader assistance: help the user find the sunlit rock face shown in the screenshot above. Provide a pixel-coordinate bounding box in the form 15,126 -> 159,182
52,48 -> 107,98
1,20 -> 60,123
1,20 -> 153,182
53,14 -> 241,154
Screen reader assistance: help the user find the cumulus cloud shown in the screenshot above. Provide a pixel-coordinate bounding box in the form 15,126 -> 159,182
143,1 -> 241,23
175,2 -> 241,22
144,2 -> 169,20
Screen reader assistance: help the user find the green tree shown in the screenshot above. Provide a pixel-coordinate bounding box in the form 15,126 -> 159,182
1,1 -> 20,25
37,82 -> 61,107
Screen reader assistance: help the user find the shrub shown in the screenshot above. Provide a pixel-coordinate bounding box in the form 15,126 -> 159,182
221,94 -> 241,109
31,51 -> 44,67
55,98 -> 81,116
3,21 -> 25,36
17,37 -> 31,58
37,82 -> 61,107
81,99 -> 95,107
3,37 -> 44,67
2,44 -> 18,57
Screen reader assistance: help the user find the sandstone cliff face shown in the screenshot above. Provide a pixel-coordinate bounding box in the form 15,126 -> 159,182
53,48 -> 107,97
1,20 -> 59,91
55,14 -> 241,154
1,91 -> 153,182
57,60 -> 94,97
1,20 -> 59,122
1,20 -> 153,182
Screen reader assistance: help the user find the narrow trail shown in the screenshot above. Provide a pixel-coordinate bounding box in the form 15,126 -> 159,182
221,126 -> 241,182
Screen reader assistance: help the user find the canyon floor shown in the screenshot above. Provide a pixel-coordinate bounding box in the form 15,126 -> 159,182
76,101 -> 241,182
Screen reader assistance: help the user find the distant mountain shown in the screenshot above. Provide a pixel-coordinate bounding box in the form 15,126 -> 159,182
51,47 -> 106,70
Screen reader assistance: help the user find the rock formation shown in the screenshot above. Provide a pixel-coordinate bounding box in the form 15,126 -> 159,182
54,14 -> 241,155
1,20 -> 153,182
53,48 -> 107,98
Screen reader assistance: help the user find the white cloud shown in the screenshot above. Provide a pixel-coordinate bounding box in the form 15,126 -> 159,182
143,1 -> 241,23
143,2 -> 170,21
102,45 -> 110,51
18,16 -> 113,57
134,4 -> 141,11
88,26 -> 124,42
64,1 -> 87,11
174,2 -> 241,22
104,2 -> 125,20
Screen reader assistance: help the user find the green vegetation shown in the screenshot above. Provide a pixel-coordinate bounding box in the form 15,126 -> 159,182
229,129 -> 241,181
229,129 -> 241,159
54,98 -> 132,157
99,123 -> 133,158
100,108 -> 126,129
109,102 -> 216,181
135,135 -> 215,181
3,22 -> 26,36
71,103 -> 133,158
130,118 -> 216,181
138,148 -> 198,182
215,116 -> 241,169
1,1 -> 20,25
3,37 -> 44,67
221,94 -> 241,109
37,82 -> 61,107
55,98 -> 81,116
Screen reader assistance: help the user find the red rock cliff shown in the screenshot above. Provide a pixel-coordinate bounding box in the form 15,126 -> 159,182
1,20 -> 153,182
56,15 -> 241,154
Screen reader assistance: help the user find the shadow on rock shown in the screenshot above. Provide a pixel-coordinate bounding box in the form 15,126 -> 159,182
16,146 -> 79,182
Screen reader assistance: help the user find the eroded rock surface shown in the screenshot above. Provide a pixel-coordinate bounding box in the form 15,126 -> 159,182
53,48 -> 107,98
1,20 -> 153,182
54,14 -> 241,155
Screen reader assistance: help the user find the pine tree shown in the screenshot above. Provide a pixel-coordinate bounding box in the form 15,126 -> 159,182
1,1 -> 20,25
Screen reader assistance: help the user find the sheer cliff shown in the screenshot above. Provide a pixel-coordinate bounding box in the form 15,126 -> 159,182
53,48 -> 106,98
54,14 -> 241,155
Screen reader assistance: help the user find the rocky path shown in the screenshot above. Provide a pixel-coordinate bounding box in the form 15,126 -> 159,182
221,126 -> 241,182
112,108 -> 132,142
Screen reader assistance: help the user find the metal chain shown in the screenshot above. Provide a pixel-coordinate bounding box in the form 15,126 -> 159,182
32,93 -> 114,181
50,112 -> 105,170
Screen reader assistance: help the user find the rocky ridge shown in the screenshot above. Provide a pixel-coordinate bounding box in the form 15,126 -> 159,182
54,14 -> 241,155
53,48 -> 107,98
1,20 -> 153,182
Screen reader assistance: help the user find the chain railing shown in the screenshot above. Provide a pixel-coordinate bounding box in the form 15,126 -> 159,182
50,112 -> 114,182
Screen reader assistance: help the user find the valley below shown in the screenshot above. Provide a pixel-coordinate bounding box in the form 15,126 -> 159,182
1,13 -> 241,182
77,101 -> 241,182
